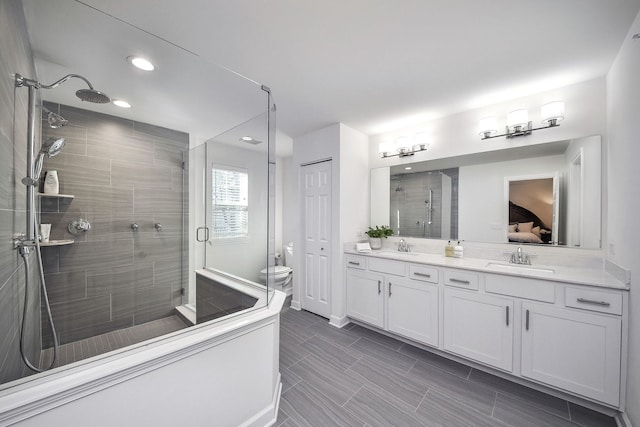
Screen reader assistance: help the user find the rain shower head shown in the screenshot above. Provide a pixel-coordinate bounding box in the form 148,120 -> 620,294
34,137 -> 66,180
76,88 -> 110,104
18,73 -> 111,104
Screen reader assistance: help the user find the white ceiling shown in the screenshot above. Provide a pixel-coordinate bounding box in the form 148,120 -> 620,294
22,0 -> 640,153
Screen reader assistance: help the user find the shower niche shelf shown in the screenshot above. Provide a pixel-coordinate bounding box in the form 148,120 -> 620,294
37,193 -> 74,199
40,239 -> 74,247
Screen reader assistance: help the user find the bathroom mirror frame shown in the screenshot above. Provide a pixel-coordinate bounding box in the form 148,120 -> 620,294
371,135 -> 602,248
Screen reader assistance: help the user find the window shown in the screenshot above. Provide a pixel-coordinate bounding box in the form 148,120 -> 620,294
212,166 -> 248,239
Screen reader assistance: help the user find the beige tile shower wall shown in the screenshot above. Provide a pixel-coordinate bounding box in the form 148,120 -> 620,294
40,102 -> 189,346
0,0 -> 43,384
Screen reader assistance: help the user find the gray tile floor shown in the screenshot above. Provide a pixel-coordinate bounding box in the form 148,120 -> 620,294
277,303 -> 616,427
40,315 -> 189,368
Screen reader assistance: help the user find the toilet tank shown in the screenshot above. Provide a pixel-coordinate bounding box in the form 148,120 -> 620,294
283,242 -> 293,267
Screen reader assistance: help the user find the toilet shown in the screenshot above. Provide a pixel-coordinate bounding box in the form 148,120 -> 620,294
260,242 -> 293,294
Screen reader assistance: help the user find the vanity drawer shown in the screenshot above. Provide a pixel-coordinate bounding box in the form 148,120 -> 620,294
565,287 -> 622,315
443,269 -> 479,290
368,257 -> 406,277
409,264 -> 439,284
485,274 -> 555,303
345,255 -> 366,270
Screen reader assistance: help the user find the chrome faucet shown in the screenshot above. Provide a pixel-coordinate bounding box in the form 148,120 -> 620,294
510,246 -> 531,265
398,238 -> 410,252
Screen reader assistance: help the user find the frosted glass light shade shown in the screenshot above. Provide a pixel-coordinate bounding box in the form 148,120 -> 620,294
378,141 -> 394,155
395,136 -> 410,153
478,116 -> 497,137
541,101 -> 565,124
507,109 -> 529,129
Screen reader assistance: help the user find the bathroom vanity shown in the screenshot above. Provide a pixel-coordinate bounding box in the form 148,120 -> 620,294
344,249 -> 629,409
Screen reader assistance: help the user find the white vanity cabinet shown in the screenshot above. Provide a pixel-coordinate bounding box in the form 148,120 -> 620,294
521,301 -> 622,406
345,255 -> 439,347
344,251 -> 627,408
387,277 -> 439,346
346,268 -> 385,328
443,288 -> 514,372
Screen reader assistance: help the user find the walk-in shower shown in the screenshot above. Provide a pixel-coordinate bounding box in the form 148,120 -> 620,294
13,73 -> 109,372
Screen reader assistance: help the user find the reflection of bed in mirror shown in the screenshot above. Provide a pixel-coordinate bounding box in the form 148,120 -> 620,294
508,201 -> 552,244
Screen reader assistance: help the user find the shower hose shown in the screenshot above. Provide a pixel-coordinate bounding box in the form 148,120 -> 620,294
18,216 -> 58,372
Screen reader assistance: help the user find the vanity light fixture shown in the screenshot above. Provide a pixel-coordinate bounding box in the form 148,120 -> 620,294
379,134 -> 429,158
112,99 -> 131,108
127,56 -> 155,71
479,101 -> 565,140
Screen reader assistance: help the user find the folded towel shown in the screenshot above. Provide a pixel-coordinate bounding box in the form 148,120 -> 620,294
356,242 -> 372,253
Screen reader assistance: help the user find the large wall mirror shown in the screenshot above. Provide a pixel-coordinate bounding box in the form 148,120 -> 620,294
370,135 -> 601,248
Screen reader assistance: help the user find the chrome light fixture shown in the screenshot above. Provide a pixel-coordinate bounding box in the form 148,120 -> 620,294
379,133 -> 429,158
479,101 -> 565,140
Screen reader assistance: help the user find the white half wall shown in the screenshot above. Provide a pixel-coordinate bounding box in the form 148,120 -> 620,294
0,292 -> 285,427
606,9 -> 640,425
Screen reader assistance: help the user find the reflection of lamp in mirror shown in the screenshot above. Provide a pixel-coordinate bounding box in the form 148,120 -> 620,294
479,101 -> 565,140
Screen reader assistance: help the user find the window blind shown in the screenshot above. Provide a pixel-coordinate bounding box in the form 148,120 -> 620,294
212,167 -> 248,239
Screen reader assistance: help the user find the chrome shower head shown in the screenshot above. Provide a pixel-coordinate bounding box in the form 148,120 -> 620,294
41,137 -> 66,157
76,88 -> 110,104
34,138 -> 66,179
46,111 -> 68,128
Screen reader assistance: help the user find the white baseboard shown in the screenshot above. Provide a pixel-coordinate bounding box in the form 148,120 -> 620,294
329,314 -> 350,328
290,299 -> 301,310
616,412 -> 633,427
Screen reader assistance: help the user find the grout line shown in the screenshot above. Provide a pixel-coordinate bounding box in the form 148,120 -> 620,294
491,391 -> 498,418
415,386 -> 431,413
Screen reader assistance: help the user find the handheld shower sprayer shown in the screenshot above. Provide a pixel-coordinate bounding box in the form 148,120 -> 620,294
13,71 -> 109,373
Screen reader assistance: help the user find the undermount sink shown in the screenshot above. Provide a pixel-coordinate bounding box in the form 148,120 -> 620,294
485,262 -> 555,275
376,250 -> 419,257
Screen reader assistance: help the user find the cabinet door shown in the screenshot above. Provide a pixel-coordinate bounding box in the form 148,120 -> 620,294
444,288 -> 513,372
521,303 -> 621,406
387,278 -> 438,346
346,269 -> 384,328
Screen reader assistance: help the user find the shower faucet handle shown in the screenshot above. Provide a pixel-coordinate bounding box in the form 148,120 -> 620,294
68,218 -> 91,234
131,223 -> 139,231
154,223 -> 162,231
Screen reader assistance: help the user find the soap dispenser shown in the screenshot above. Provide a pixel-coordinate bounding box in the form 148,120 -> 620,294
445,241 -> 454,257
454,241 -> 464,258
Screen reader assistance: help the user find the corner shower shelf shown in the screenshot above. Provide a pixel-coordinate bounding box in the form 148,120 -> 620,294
40,239 -> 74,247
37,193 -> 75,199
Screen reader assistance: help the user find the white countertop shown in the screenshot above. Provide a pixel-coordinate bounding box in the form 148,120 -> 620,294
345,249 -> 629,290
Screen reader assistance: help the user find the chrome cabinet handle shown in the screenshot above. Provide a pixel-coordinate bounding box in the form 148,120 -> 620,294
577,298 -> 611,307
449,278 -> 470,285
388,282 -> 392,297
378,280 -> 381,295
348,261 -> 360,266
525,309 -> 530,330
414,272 -> 431,278
506,306 -> 509,326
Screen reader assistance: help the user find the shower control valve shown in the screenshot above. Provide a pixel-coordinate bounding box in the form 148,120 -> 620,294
68,218 -> 91,235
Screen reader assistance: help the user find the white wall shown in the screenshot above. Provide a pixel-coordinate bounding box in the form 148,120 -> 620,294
606,10 -> 640,425
459,155 -> 565,243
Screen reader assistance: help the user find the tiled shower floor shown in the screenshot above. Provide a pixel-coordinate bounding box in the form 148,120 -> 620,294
40,315 -> 189,368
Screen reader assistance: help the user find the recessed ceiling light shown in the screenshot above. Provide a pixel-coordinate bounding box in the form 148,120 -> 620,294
113,99 -> 131,108
240,136 -> 254,141
127,56 -> 155,71
404,167 -> 412,170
